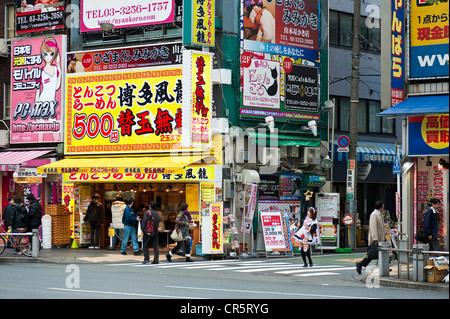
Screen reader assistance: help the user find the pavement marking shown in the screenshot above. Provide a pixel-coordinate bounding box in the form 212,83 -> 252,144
47,287 -> 204,299
275,266 -> 356,275
165,285 -> 382,299
294,272 -> 340,277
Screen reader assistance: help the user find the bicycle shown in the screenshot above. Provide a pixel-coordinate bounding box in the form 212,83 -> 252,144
0,232 -> 30,256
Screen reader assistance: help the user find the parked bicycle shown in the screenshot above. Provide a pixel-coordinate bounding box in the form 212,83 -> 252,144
0,232 -> 30,256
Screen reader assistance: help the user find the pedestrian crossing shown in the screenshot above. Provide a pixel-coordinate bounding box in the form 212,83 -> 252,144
105,259 -> 355,278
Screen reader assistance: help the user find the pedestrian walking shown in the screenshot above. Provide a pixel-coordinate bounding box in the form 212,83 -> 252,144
121,198 -> 142,256
84,195 -> 103,249
110,194 -> 126,250
166,203 -> 193,262
141,202 -> 160,264
356,201 -> 385,274
7,196 -> 28,253
293,207 -> 318,267
424,198 -> 441,254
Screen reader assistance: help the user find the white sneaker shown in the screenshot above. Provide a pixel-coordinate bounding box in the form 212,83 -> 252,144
95,246 -> 100,249
88,246 -> 94,249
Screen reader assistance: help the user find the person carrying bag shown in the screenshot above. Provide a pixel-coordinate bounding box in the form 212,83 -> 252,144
166,203 -> 194,262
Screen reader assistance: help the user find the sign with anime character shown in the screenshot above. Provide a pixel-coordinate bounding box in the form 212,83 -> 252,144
65,66 -> 185,155
10,35 -> 66,144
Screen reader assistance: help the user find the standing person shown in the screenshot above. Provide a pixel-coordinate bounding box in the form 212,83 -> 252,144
294,207 -> 318,267
26,193 -> 42,249
1,197 -> 15,232
110,194 -> 126,250
120,198 -> 141,256
7,196 -> 28,253
424,198 -> 441,254
141,202 -> 160,264
166,203 -> 193,262
356,201 -> 386,274
84,196 -> 103,249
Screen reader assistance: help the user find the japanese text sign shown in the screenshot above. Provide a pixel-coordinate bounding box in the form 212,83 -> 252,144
410,0 -> 449,78
80,0 -> 175,32
10,35 -> 66,144
65,66 -> 184,154
182,50 -> 213,148
242,0 -> 319,61
260,211 -> 288,251
408,114 -> 449,156
241,182 -> 258,234
210,202 -> 223,253
16,0 -> 65,34
183,0 -> 215,47
391,0 -> 404,106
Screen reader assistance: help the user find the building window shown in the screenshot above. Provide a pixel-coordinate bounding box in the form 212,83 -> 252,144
3,83 -> 11,120
339,12 -> 353,47
368,100 -> 381,133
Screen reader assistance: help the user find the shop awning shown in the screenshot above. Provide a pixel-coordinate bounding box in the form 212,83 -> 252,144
0,150 -> 52,165
247,131 -> 321,147
38,155 -> 208,175
333,142 -> 401,164
378,95 -> 449,117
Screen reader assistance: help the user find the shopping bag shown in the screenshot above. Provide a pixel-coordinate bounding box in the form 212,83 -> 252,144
170,229 -> 183,242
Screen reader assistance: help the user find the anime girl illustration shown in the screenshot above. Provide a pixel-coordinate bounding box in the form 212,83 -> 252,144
35,36 -> 62,142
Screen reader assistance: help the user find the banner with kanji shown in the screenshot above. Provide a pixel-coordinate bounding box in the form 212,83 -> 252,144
65,66 -> 185,154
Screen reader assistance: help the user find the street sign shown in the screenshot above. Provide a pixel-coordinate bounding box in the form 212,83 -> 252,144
346,160 -> 356,200
393,154 -> 401,174
343,214 -> 354,226
337,136 -> 350,152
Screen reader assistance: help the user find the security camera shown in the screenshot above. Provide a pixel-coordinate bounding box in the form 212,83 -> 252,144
265,116 -> 275,133
308,120 -> 317,137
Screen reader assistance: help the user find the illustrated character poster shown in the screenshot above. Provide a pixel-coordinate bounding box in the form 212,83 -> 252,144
10,35 -> 66,144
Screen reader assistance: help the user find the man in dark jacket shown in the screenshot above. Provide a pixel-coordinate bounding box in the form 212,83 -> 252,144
8,196 -> 28,253
2,197 -> 15,231
141,202 -> 160,264
120,198 -> 141,255
84,196 -> 104,249
424,198 -> 441,254
26,194 -> 42,232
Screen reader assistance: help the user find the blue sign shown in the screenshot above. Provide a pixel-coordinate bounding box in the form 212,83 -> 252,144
410,44 -> 449,78
393,155 -> 401,175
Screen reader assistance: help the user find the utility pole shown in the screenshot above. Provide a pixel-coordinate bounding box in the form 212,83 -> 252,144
346,0 -> 361,250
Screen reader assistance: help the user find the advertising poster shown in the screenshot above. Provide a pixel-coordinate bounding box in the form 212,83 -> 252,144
260,211 -> 288,251
80,0 -> 175,32
182,51 -> 213,148
241,182 -> 258,234
280,174 -> 302,200
65,66 -> 183,154
408,114 -> 449,156
258,175 -> 279,200
183,0 -> 215,47
242,0 -> 319,61
243,57 -> 280,110
239,51 -> 321,122
10,35 -> 66,144
410,0 -> 449,78
67,43 -> 183,74
284,64 -> 318,112
210,202 -> 223,254
391,0 -> 404,106
15,0 -> 65,34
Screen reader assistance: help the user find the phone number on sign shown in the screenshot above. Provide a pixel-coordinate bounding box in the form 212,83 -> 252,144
86,2 -> 170,19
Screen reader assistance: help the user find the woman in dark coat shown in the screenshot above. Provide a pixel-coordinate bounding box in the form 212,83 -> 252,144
84,196 -> 104,249
166,203 -> 193,262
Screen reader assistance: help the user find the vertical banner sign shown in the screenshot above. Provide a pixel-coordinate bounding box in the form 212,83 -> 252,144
183,0 -> 215,47
408,114 -> 449,156
210,202 -> 223,254
346,159 -> 356,200
182,50 -> 214,148
410,0 -> 449,78
10,35 -> 66,144
391,0 -> 404,107
241,183 -> 258,234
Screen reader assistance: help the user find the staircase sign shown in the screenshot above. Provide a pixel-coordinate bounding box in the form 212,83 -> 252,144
393,154 -> 401,175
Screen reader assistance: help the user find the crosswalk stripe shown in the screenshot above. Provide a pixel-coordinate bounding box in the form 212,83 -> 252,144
275,266 -> 356,275
295,272 -> 340,277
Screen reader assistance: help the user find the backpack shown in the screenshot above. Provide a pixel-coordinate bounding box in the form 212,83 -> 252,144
145,211 -> 157,236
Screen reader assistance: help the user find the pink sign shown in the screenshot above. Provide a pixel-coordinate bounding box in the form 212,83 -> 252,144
80,0 -> 175,32
10,35 -> 66,144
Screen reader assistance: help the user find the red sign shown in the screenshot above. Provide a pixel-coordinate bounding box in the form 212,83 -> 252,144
343,214 -> 354,226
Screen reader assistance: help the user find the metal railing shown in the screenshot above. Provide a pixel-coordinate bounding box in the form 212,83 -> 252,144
0,229 -> 40,258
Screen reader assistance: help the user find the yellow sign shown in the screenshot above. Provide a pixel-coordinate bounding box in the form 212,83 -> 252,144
411,0 -> 449,47
186,184 -> 200,211
210,202 -> 222,253
200,182 -> 215,202
192,0 -> 215,47
62,166 -> 215,183
421,114 -> 449,150
65,67 -> 186,155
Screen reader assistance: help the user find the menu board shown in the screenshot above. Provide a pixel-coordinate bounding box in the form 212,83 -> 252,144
315,193 -> 339,219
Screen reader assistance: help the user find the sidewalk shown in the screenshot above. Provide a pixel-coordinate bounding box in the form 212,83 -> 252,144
1,248 -> 448,292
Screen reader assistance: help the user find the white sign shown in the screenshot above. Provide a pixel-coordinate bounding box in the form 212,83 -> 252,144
80,0 -> 175,32
315,193 -> 339,219
260,211 -> 287,251
243,58 -> 280,109
13,167 -> 47,178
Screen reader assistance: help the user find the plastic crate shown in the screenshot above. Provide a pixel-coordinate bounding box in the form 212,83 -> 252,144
195,244 -> 204,256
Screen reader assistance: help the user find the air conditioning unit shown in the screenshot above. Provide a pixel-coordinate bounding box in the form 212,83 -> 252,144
0,130 -> 10,148
299,147 -> 320,165
258,147 -> 280,166
0,39 -> 9,56
288,146 -> 299,157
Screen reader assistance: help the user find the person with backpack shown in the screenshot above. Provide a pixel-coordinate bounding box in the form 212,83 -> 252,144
84,195 -> 104,249
141,202 -> 160,264
7,196 -> 28,253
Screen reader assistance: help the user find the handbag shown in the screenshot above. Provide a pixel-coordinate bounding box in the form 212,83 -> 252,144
170,228 -> 183,242
367,244 -> 378,260
414,230 -> 429,244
